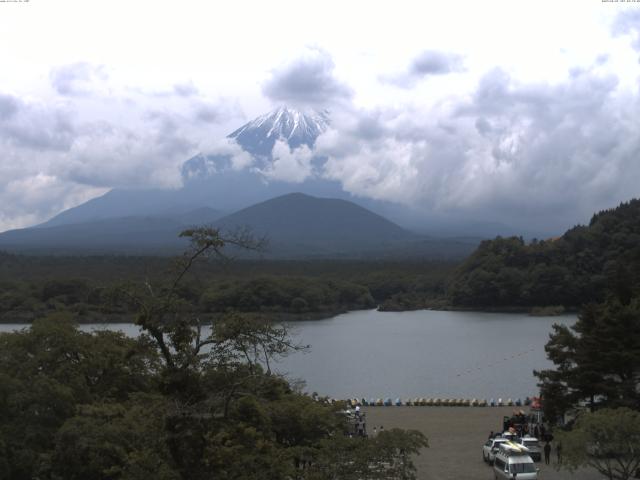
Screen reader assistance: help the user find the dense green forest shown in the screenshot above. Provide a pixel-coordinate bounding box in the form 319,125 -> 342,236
0,229 -> 428,479
0,253 -> 455,323
2,199 -> 640,323
447,199 -> 640,309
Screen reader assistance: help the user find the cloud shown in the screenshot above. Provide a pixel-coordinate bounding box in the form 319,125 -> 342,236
49,62 -> 108,96
0,94 -> 75,151
181,138 -> 254,180
257,140 -> 314,183
0,94 -> 19,118
195,104 -> 222,123
316,66 -> 640,233
0,173 -> 106,232
173,81 -> 199,97
262,48 -> 353,107
0,69 -> 245,231
61,120 -> 192,189
192,98 -> 243,124
613,9 -> 640,51
382,50 -> 464,88
410,50 -> 464,76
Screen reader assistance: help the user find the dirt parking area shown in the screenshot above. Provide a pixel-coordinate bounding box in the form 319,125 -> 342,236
363,406 -> 603,480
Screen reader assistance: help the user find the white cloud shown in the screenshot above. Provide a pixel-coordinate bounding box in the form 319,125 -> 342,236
49,62 -> 108,96
0,72 -> 244,231
262,47 -> 353,107
258,139 -> 314,183
315,63 -> 640,233
382,50 -> 465,88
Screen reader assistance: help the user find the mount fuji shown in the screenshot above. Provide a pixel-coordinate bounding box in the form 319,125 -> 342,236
39,106 -> 364,228
0,107 -> 523,254
229,106 -> 329,155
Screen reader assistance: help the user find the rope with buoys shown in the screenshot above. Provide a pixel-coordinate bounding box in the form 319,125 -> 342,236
311,396 -> 535,407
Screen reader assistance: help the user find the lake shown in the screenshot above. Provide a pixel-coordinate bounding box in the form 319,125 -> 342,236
0,309 -> 576,401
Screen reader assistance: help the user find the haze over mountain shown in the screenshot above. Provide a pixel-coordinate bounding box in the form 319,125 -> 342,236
0,193 -> 479,258
34,107 -> 530,238
40,107 -> 342,228
0,207 -> 222,254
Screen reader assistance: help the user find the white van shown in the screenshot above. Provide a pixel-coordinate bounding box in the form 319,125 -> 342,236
493,443 -> 538,479
517,436 -> 542,461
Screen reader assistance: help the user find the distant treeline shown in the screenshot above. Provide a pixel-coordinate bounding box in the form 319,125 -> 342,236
0,255 -> 455,322
2,199 -> 639,321
447,199 -> 640,308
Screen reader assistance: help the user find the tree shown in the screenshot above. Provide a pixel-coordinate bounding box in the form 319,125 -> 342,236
304,428 -> 428,480
0,313 -> 159,480
556,408 -> 640,480
51,396 -> 178,480
535,295 -> 640,421
0,227 -> 430,479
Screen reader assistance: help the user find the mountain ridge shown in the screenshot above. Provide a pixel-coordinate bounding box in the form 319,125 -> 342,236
0,193 -> 479,259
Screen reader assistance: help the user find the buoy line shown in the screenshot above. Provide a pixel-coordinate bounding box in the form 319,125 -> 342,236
312,396 -> 535,408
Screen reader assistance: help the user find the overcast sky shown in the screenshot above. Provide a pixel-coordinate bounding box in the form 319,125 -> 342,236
1,0 -> 639,233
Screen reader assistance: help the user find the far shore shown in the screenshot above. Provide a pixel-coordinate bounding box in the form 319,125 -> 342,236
379,303 -> 576,316
0,304 -> 577,325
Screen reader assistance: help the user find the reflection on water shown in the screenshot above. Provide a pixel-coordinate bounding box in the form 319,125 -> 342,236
0,309 -> 575,400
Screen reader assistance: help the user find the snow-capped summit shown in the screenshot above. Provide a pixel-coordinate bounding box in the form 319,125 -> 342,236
228,106 -> 329,156
180,106 -> 329,182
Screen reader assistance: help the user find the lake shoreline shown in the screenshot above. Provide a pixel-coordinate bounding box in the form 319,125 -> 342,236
379,303 -> 577,316
0,309 -> 354,325
0,304 -> 576,325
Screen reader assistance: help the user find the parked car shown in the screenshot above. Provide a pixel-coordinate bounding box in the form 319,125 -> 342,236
517,436 -> 542,461
482,437 -> 508,465
493,443 -> 538,479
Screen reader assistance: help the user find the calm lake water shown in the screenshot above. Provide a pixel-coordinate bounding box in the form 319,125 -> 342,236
0,309 -> 576,401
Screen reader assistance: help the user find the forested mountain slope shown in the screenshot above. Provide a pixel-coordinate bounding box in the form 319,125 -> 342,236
447,199 -> 640,308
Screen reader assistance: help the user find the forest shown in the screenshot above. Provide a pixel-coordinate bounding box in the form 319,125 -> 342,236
447,199 -> 640,309
2,199 -> 640,324
0,254 -> 454,323
0,228 -> 429,479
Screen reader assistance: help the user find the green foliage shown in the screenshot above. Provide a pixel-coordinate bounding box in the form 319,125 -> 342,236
0,252 -> 456,322
303,428 -> 428,480
0,313 -> 159,479
52,396 -> 178,480
535,296 -> 640,421
200,275 -> 375,314
449,199 -> 640,308
556,408 -> 640,480
0,228 -> 430,479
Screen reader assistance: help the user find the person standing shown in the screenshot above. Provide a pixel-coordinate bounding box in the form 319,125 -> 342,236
544,442 -> 551,465
556,442 -> 562,464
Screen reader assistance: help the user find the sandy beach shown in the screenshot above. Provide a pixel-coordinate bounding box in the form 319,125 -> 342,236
363,406 -> 602,480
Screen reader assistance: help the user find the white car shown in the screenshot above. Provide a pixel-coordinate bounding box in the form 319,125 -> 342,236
517,436 -> 542,461
482,437 -> 508,465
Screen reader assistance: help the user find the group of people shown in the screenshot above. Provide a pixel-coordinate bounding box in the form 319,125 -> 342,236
543,441 -> 562,465
349,406 -> 384,438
